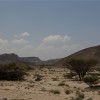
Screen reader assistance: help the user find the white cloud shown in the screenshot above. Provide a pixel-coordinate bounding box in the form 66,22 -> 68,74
0,39 -> 9,47
42,35 -> 71,45
35,42 -> 81,60
12,39 -> 28,45
0,38 -> 10,54
21,32 -> 30,37
33,35 -> 81,60
85,41 -> 90,43
0,34 -> 82,60
15,32 -> 30,38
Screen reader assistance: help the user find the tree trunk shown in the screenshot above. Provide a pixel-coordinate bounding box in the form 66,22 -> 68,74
79,74 -> 82,81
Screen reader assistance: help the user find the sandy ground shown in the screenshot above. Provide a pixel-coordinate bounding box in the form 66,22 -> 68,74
0,67 -> 100,100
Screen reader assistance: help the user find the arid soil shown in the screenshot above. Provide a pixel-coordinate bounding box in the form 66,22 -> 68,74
0,67 -> 100,100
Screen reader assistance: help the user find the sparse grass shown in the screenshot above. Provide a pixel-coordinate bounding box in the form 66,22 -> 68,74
57,83 -> 69,87
65,84 -> 70,87
75,90 -> 85,100
29,80 -> 34,84
87,72 -> 100,77
52,77 -> 58,81
0,83 -> 4,86
65,89 -> 71,94
0,67 -> 99,100
28,84 -> 34,88
3,88 -> 10,90
64,98 -> 68,100
87,98 -> 93,100
71,97 -> 84,100
34,74 -> 43,81
10,99 -> 25,100
58,82 -> 65,86
81,89 -> 85,92
49,89 -> 60,94
40,87 -> 46,92
98,90 -> 100,95
63,72 -> 77,79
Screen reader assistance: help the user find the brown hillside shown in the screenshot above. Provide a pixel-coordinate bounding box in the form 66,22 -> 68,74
58,45 -> 100,65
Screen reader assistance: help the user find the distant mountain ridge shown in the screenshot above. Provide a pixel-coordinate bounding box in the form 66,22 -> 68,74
43,58 -> 61,65
0,53 -> 60,65
0,53 -> 19,62
1,45 -> 100,66
58,45 -> 100,65
20,57 -> 42,65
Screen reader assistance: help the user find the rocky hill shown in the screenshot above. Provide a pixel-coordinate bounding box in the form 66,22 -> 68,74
58,45 -> 100,65
0,53 -> 60,65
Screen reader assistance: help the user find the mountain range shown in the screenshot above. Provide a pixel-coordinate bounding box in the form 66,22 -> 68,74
0,53 -> 60,65
0,45 -> 100,66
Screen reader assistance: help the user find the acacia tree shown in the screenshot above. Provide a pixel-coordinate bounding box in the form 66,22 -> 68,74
68,59 -> 98,81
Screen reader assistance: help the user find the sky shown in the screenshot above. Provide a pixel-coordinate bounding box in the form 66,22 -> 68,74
0,0 -> 100,60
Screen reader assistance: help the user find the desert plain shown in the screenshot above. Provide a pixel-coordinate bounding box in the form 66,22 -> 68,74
0,67 -> 100,100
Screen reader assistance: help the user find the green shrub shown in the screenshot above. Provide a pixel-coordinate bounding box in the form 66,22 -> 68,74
0,62 -> 27,81
83,75 -> 99,87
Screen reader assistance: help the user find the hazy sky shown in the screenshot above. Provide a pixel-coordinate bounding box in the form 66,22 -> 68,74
0,0 -> 100,60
